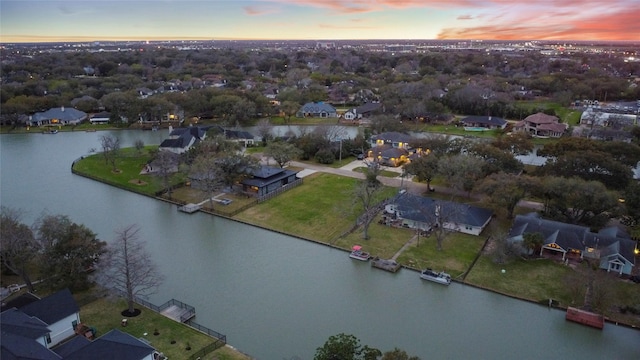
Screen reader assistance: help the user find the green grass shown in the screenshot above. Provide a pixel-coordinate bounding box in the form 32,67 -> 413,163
335,217 -> 416,259
352,166 -> 399,178
80,296 -> 250,360
72,148 -> 185,195
234,173 -> 397,242
465,256 -> 574,303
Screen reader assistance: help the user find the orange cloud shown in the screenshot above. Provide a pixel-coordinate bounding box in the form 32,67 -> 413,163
438,4 -> 640,41
457,15 -> 473,20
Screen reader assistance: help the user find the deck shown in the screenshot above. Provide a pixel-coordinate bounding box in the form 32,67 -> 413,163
178,203 -> 201,213
160,304 -> 195,323
565,307 -> 604,329
371,257 -> 401,273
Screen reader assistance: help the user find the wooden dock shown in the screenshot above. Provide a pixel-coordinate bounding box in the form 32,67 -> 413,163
160,304 -> 195,323
566,307 -> 604,329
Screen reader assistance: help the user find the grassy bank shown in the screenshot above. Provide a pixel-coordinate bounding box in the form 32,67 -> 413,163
80,296 -> 250,360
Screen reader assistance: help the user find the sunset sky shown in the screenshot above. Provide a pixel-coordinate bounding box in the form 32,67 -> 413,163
1,0 -> 638,43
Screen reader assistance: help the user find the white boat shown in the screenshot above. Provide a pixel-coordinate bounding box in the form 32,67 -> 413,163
349,245 -> 371,261
420,268 -> 451,285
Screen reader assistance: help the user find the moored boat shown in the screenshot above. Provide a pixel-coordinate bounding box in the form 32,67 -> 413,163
565,307 -> 604,329
371,257 -> 401,272
349,245 -> 371,261
420,268 -> 451,285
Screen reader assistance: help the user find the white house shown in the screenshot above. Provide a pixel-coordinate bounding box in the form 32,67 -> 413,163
19,288 -> 80,347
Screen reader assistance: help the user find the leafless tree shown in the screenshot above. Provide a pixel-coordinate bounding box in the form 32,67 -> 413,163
153,151 -> 178,199
100,134 -> 121,171
101,224 -> 164,314
189,155 -> 224,207
353,161 -> 384,240
255,118 -> 273,144
0,207 -> 39,292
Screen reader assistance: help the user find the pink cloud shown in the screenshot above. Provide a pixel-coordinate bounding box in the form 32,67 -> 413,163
438,6 -> 640,41
457,15 -> 473,20
243,5 -> 277,16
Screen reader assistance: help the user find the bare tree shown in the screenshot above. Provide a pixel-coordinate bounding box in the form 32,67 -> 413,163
189,155 -> 224,207
102,225 -> 164,315
100,134 -> 121,172
353,161 -> 385,240
153,150 -> 178,199
0,207 -> 39,292
255,118 -> 273,145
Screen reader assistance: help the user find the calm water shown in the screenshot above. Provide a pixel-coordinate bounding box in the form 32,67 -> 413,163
1,131 -> 638,359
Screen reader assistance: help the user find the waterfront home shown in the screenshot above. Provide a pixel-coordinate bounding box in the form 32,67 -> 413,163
383,192 -> 493,236
28,106 -> 88,127
460,115 -> 507,130
241,166 -> 300,198
18,288 -> 80,347
89,111 -> 111,124
367,132 -> 414,167
513,112 -> 567,138
159,126 -> 207,154
507,213 -> 636,275
296,102 -> 337,118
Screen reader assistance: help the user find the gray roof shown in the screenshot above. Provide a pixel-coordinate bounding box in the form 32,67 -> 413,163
242,166 -> 297,188
355,102 -> 382,114
32,107 -> 87,122
509,213 -> 635,262
299,102 -> 336,114
394,193 -> 493,227
371,132 -> 413,144
64,329 -> 155,360
1,308 -> 59,360
20,288 -> 79,325
460,115 -> 507,127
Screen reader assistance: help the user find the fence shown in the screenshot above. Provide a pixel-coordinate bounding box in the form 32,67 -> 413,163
257,178 -> 303,203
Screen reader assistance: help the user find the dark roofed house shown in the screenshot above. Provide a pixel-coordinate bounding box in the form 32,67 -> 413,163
223,129 -> 256,147
159,126 -> 207,154
20,288 -> 80,347
29,107 -> 87,127
367,132 -> 414,166
460,115 -> 507,130
89,111 -> 111,124
508,213 -> 636,275
1,308 -> 56,359
63,329 -> 157,360
384,193 -> 493,236
296,102 -> 337,118
242,166 -> 300,198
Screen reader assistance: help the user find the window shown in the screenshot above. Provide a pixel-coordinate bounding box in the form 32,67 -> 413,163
610,262 -> 621,271
72,320 -> 78,330
46,333 -> 51,344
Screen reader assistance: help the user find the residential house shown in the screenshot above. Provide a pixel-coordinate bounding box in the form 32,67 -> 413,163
19,288 -> 80,347
460,115 -> 507,130
1,290 -> 159,360
223,129 -> 256,147
343,102 -> 383,122
296,102 -> 337,118
241,166 -> 300,198
367,132 -> 413,166
29,107 -> 88,127
159,126 -> 207,154
508,213 -> 636,275
58,329 -> 157,360
136,87 -> 154,99
513,112 -> 567,138
89,111 -> 111,124
383,192 -> 494,236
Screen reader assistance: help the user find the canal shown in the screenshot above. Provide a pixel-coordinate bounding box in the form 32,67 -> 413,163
1,130 -> 638,359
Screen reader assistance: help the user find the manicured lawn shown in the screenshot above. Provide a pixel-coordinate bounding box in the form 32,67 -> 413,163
335,216 -> 416,259
396,231 -> 487,278
80,296 -> 249,360
465,256 -> 574,303
352,166 -> 399,178
72,147 -> 185,195
234,173 -> 397,242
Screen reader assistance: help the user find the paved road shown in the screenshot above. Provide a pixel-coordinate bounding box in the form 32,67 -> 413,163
287,159 -> 543,210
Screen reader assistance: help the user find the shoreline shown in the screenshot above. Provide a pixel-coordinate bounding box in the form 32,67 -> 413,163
71,160 -> 640,332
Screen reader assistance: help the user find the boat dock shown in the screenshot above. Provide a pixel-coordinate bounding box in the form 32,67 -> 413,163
371,257 -> 401,273
161,304 -> 196,323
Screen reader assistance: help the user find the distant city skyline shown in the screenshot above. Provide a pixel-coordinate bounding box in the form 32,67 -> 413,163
1,0 -> 638,43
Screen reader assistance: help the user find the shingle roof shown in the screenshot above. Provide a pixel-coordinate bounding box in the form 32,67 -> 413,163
1,308 -> 60,360
394,193 -> 493,227
460,115 -> 507,127
64,329 -> 155,360
523,112 -> 559,124
19,288 -> 79,325
371,132 -> 412,143
32,107 -> 87,122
